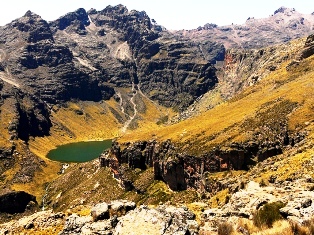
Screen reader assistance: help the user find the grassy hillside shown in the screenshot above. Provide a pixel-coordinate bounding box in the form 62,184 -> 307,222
0,89 -> 173,201
43,41 -> 314,214
119,54 -> 314,155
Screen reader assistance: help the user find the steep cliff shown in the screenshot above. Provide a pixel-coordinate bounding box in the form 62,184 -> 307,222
49,5 -> 222,110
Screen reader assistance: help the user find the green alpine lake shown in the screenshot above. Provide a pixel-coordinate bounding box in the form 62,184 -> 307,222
47,140 -> 112,163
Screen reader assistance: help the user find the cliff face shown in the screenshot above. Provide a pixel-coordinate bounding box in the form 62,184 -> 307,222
0,6 -> 222,112
100,134 -> 299,192
0,11 -> 110,104
49,5 -> 222,110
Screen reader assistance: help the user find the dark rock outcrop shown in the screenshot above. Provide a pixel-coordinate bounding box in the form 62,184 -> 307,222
50,8 -> 90,34
0,191 -> 37,213
298,33 -> 314,60
100,138 -> 288,192
0,4 -> 222,111
12,11 -> 54,43
16,96 -> 52,141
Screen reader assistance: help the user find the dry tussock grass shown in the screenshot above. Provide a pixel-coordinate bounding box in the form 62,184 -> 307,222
119,55 -> 314,156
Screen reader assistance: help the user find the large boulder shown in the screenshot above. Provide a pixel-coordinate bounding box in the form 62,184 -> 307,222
91,202 -> 109,221
114,205 -> 198,235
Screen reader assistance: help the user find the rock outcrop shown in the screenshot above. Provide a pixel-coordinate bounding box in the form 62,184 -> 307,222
298,33 -> 314,60
0,210 -> 65,234
100,137 -> 296,192
59,202 -> 198,235
200,179 -> 314,232
0,190 -> 37,213
0,200 -> 198,235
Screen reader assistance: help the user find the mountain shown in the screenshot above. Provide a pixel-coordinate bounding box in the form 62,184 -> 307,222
0,4 -> 314,234
178,7 -> 314,49
0,6 -> 222,111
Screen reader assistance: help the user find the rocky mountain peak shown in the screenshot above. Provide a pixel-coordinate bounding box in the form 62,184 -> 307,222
274,6 -> 295,15
179,7 -> 314,49
92,4 -> 152,33
23,10 -> 37,18
100,4 -> 129,15
49,8 -> 90,34
8,11 -> 53,43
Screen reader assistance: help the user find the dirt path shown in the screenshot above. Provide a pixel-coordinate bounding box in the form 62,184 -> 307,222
121,83 -> 138,133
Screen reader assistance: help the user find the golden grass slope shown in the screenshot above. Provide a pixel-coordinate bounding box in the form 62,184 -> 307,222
0,89 -> 172,201
29,92 -> 173,159
119,54 -> 314,155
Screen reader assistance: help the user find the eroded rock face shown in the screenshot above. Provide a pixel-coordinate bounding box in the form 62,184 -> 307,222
0,191 -> 37,213
298,33 -> 314,60
50,8 -> 90,34
0,4 -> 222,112
49,5 -> 221,110
101,138 -> 292,192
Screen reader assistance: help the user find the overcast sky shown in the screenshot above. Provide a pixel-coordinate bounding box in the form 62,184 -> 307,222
1,0 -> 314,30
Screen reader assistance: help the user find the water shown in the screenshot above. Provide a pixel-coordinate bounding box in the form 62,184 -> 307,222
47,140 -> 112,163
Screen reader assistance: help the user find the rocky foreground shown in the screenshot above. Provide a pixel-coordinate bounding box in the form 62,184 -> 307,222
1,176 -> 314,234
0,200 -> 199,234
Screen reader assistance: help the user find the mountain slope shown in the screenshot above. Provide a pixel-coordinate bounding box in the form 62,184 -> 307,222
179,7 -> 314,49
1,5 -> 314,232
45,34 -> 314,214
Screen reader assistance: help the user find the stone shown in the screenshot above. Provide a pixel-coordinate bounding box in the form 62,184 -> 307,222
109,200 -> 136,217
81,221 -> 113,235
114,205 -> 197,235
24,222 -> 34,229
301,198 -> 312,208
61,214 -> 93,234
91,202 -> 110,221
280,207 -> 301,217
297,34 -> 314,60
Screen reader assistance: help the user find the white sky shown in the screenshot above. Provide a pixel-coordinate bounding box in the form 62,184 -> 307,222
1,0 -> 314,30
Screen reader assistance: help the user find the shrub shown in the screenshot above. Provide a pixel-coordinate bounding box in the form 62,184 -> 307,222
253,201 -> 286,228
218,222 -> 233,235
156,115 -> 168,125
290,221 -> 308,235
259,178 -> 267,187
303,217 -> 314,235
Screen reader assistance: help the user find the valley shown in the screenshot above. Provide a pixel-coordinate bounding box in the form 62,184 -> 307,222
0,4 -> 314,234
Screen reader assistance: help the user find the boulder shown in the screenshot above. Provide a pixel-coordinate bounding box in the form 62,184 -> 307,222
81,221 -> 113,235
109,200 -> 136,217
114,205 -> 198,235
61,214 -> 93,234
91,202 -> 109,221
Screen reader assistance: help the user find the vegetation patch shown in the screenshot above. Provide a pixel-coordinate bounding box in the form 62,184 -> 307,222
253,201 -> 286,228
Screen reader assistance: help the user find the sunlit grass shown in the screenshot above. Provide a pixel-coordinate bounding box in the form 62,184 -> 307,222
119,55 -> 314,155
